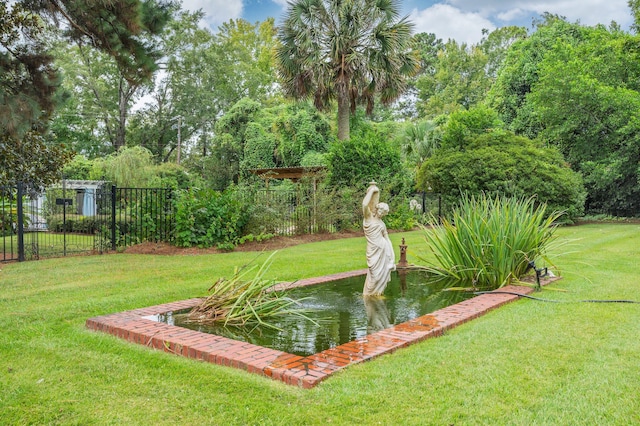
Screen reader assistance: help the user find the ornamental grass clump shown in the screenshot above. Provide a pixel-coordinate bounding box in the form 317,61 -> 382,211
420,194 -> 561,290
187,252 -> 314,330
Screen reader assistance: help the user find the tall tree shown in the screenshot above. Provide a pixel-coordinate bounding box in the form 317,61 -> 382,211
415,40 -> 490,118
217,18 -> 280,104
2,0 -> 173,137
129,16 -> 280,164
33,0 -> 173,83
478,26 -> 528,78
630,0 -> 640,32
486,14 -> 583,138
1,0 -> 173,186
128,10 -> 215,162
414,26 -> 525,119
52,42 -> 152,153
1,2 -> 59,138
276,0 -> 418,140
388,32 -> 443,119
526,26 -> 640,215
488,15 -> 640,215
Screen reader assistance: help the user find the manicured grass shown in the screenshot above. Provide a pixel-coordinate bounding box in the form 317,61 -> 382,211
1,224 -> 639,424
1,232 -> 98,260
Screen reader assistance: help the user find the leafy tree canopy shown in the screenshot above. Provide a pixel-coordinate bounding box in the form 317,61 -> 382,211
205,99 -> 334,189
416,40 -> 489,118
488,14 -> 640,215
1,0 -> 173,186
415,26 -> 525,119
0,132 -> 74,188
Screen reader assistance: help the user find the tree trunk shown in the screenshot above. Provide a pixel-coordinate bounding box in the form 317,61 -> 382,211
337,92 -> 350,141
115,78 -> 130,151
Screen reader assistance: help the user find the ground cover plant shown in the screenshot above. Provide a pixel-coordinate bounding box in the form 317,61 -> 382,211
1,224 -> 639,424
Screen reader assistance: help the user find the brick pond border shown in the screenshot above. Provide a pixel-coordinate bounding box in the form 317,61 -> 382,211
86,270 -> 559,388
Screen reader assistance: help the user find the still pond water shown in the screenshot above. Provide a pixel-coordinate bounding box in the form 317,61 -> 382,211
154,270 -> 474,357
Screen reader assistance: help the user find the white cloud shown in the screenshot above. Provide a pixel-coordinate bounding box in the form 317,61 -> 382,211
181,0 -> 244,28
496,8 -> 527,22
448,0 -> 633,27
410,4 -> 495,45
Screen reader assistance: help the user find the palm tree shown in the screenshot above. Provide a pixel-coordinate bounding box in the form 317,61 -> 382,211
403,120 -> 441,166
276,0 -> 418,140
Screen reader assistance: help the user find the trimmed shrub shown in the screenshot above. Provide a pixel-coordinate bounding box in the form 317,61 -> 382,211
417,130 -> 585,222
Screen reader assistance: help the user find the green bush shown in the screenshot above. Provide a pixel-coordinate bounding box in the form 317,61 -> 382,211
417,130 -> 586,222
47,214 -> 102,233
0,200 -> 18,236
418,194 -> 561,290
384,201 -> 416,231
175,188 -> 250,248
326,129 -> 403,191
67,147 -> 196,189
62,155 -> 94,180
102,146 -> 156,187
148,162 -> 194,190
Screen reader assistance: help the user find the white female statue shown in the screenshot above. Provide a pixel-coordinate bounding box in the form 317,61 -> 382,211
362,181 -> 396,296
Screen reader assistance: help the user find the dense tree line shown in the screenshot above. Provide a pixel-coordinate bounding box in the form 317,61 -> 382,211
3,1 -> 640,219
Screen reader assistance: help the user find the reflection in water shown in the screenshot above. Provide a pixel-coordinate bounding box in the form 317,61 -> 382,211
398,269 -> 408,293
157,270 -> 474,357
364,296 -> 391,332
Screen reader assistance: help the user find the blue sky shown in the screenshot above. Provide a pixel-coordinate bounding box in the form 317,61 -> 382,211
183,0 -> 634,45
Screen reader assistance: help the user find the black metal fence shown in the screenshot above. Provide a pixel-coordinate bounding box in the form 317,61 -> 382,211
408,192 -> 443,222
1,182 -> 175,262
245,188 -> 445,236
110,186 -> 175,248
248,188 -> 340,235
1,185 -> 21,262
1,180 -> 444,262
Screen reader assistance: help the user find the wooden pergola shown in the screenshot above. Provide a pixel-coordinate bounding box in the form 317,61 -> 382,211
249,166 -> 326,188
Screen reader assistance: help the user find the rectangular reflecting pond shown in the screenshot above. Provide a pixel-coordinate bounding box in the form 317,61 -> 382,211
151,270 -> 474,357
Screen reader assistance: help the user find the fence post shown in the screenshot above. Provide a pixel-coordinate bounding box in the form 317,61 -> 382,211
111,185 -> 117,251
17,182 -> 25,262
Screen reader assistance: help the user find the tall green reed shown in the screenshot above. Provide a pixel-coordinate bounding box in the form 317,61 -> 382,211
419,194 -> 562,290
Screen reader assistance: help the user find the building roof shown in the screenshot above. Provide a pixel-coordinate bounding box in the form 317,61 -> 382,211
50,180 -> 107,190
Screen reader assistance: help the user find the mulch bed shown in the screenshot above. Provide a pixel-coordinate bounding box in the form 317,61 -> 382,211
123,230 -> 364,255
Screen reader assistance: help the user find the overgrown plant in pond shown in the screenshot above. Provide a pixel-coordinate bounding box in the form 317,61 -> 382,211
418,194 -> 561,290
186,252 -> 314,330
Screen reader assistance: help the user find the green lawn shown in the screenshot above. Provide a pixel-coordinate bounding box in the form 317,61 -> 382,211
1,224 -> 639,424
1,232 -> 99,260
